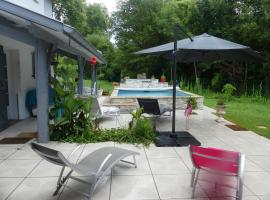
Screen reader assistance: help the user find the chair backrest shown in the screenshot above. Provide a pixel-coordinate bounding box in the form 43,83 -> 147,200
31,142 -> 69,167
137,98 -> 161,115
189,145 -> 242,175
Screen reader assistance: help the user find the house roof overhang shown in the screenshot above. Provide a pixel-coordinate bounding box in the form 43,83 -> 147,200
0,0 -> 107,64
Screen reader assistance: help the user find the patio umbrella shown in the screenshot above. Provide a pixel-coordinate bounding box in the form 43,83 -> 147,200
135,33 -> 263,62
135,32 -> 263,146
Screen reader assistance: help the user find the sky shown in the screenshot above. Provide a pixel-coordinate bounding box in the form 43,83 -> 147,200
86,0 -> 118,14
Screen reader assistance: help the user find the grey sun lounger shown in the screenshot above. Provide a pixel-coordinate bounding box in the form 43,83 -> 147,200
31,143 -> 139,200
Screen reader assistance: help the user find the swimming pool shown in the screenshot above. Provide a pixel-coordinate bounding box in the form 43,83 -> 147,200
117,88 -> 190,97
110,87 -> 203,111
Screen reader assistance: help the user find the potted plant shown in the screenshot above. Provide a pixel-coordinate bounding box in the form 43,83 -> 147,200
187,96 -> 198,111
216,99 -> 225,122
160,73 -> 166,82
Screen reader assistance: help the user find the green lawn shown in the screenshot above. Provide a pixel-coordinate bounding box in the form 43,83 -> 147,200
84,79 -> 114,94
204,96 -> 270,138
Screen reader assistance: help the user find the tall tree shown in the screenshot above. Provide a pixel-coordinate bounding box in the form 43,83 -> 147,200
85,3 -> 110,35
53,0 -> 87,34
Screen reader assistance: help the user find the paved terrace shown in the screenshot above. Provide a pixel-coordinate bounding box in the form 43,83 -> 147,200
0,107 -> 270,200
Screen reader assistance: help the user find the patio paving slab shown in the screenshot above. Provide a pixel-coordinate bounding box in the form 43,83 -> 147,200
8,148 -> 42,160
28,160 -> 65,177
148,157 -> 190,175
247,155 -> 270,172
258,195 -> 270,200
0,178 -> 23,200
110,175 -> 159,200
7,177 -> 59,200
0,159 -> 40,177
154,174 -> 207,199
0,148 -> 16,159
244,172 -> 270,196
59,176 -> 111,200
145,145 -> 178,158
113,153 -> 151,175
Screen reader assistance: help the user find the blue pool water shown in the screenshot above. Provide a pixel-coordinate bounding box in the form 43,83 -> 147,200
118,89 -> 189,97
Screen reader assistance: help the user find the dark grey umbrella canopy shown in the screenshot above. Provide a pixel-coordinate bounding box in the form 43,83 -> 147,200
135,33 -> 263,62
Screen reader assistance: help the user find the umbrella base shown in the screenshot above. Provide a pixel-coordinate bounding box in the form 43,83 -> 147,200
155,131 -> 201,147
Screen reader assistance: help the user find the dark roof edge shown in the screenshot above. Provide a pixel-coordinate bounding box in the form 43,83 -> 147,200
0,0 -> 107,64
63,25 -> 107,64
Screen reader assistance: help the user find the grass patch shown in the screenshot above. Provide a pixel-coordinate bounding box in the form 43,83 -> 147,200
84,79 -> 114,94
204,96 -> 270,138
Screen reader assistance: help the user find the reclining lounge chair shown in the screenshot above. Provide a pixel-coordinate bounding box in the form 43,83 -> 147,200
91,97 -> 120,125
137,98 -> 172,117
31,143 -> 139,200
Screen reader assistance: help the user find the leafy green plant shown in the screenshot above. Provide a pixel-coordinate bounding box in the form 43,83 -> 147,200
216,98 -> 225,105
49,60 -> 94,140
49,83 -> 94,140
131,118 -> 155,141
222,83 -> 236,101
53,117 -> 155,146
186,96 -> 198,109
129,107 -> 143,129
211,73 -> 222,91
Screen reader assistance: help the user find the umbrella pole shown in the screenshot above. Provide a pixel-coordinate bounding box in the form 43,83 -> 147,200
171,27 -> 178,136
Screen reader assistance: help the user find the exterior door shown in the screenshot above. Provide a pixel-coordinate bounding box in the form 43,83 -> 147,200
0,45 -> 8,129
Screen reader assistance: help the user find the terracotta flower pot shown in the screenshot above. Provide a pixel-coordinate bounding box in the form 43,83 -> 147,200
160,75 -> 166,82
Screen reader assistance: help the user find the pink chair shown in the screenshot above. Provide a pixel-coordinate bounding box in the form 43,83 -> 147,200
189,145 -> 245,199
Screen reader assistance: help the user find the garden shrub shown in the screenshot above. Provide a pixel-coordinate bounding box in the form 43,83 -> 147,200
54,118 -> 155,146
131,118 -> 155,141
222,83 -> 236,101
187,96 -> 198,109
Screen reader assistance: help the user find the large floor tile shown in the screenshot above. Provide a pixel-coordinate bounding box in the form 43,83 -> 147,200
145,145 -> 178,158
110,175 -> 159,200
29,160 -> 64,177
247,155 -> 270,172
0,148 -> 16,159
259,195 -> 270,200
154,174 -> 207,199
0,159 -> 40,177
8,148 -> 42,160
148,157 -> 190,174
244,172 -> 270,195
59,176 -> 110,200
113,154 -> 151,175
244,159 -> 265,172
7,177 -> 58,200
0,178 -> 23,199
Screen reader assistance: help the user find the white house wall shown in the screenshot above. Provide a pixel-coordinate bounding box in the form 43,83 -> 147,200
6,50 -> 20,119
44,0 -> 53,17
0,35 -> 35,120
4,0 -> 52,17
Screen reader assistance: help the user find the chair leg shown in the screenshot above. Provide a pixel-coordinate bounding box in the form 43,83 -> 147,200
192,169 -> 200,198
53,169 -> 73,196
237,177 -> 243,200
88,178 -> 99,200
133,155 -> 137,168
190,168 -> 196,187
